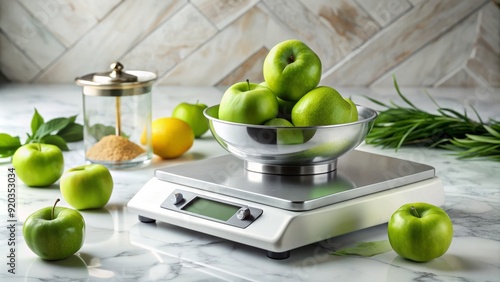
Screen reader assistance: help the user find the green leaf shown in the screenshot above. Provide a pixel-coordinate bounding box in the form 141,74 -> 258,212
331,240 -> 392,257
30,108 -> 44,136
41,135 -> 69,151
464,134 -> 500,144
396,122 -> 422,150
438,108 -> 472,122
363,96 -> 390,108
67,115 -> 77,124
470,104 -> 484,125
393,75 -> 419,110
25,133 -> 33,145
34,117 -> 71,141
424,89 -> 441,109
0,133 -> 22,158
57,122 -> 83,142
484,125 -> 500,139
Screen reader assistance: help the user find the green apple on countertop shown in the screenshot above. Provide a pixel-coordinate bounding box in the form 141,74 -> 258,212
172,101 -> 209,138
291,86 -> 358,126
219,80 -> 278,125
60,164 -> 114,210
23,198 -> 85,261
12,143 -> 64,187
263,39 -> 322,102
388,202 -> 453,262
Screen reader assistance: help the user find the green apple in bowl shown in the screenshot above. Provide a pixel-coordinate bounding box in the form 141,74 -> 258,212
259,81 -> 295,120
60,164 -> 114,210
388,202 -> 453,262
263,39 -> 322,102
219,80 -> 278,125
12,143 -> 64,187
345,97 -> 358,122
172,101 -> 209,138
23,199 -> 85,260
264,118 -> 303,145
276,97 -> 296,120
291,86 -> 358,126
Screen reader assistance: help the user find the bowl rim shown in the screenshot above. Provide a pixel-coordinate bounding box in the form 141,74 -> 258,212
204,104 -> 378,129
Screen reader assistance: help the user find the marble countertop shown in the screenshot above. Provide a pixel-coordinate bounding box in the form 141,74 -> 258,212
0,84 -> 499,281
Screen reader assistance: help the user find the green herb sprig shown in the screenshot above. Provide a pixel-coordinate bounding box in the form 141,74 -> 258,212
0,108 -> 83,158
365,76 -> 500,161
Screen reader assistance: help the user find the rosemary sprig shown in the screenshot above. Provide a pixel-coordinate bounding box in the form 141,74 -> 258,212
365,76 -> 500,161
439,125 -> 500,161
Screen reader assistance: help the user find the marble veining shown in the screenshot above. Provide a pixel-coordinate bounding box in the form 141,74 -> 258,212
0,85 -> 499,281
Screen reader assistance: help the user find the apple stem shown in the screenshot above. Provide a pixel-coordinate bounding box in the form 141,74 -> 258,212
52,198 -> 60,220
411,206 -> 421,218
246,79 -> 250,91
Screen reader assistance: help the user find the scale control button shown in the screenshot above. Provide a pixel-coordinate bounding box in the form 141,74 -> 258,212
236,206 -> 250,220
171,193 -> 183,205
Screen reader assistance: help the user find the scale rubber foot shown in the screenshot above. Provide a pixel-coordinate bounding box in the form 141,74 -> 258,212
266,250 -> 290,260
138,215 -> 156,223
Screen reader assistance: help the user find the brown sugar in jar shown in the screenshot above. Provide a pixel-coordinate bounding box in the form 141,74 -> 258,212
76,62 -> 156,168
86,135 -> 145,162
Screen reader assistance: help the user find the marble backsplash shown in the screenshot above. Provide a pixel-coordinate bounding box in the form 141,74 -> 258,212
0,0 -> 498,88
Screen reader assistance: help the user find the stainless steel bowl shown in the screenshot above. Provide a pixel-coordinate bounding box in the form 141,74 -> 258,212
204,105 -> 377,175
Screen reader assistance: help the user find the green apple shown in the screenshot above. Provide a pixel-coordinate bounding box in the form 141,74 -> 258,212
388,202 -> 453,262
12,143 -> 64,187
259,81 -> 295,120
264,118 -> 303,145
276,97 -> 296,120
23,199 -> 85,260
263,39 -> 322,102
291,86 -> 358,126
345,98 -> 359,122
219,80 -> 278,125
172,101 -> 209,138
60,164 -> 114,210
205,104 -> 220,119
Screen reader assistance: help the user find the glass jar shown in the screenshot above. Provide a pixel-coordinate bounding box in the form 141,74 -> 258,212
75,62 -> 156,169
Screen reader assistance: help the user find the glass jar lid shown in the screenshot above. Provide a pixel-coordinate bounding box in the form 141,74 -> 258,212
75,62 -> 157,96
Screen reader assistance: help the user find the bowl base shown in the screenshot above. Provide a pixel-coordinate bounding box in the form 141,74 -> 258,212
245,160 -> 337,175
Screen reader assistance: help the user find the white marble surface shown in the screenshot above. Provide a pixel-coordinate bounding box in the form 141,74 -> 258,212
0,84 -> 499,281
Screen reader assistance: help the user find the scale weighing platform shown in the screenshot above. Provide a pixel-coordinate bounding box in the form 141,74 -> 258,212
127,150 -> 444,259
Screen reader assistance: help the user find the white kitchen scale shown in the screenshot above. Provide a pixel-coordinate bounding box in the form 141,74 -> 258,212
127,150 -> 444,259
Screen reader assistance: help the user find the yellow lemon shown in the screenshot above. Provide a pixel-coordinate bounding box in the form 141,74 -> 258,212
149,117 -> 194,159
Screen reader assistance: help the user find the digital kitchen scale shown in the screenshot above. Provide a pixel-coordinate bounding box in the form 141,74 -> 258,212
127,150 -> 444,259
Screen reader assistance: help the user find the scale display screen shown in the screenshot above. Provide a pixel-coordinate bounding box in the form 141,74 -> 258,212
161,189 -> 263,228
183,197 -> 240,221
